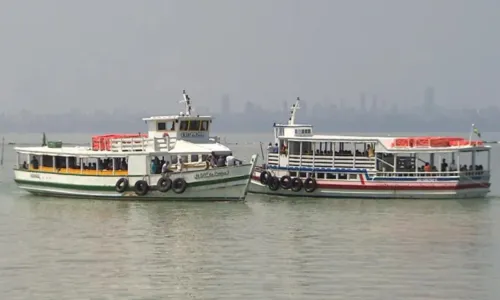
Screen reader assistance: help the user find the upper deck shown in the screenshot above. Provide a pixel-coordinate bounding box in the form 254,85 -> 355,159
15,90 -> 231,157
270,97 -> 488,153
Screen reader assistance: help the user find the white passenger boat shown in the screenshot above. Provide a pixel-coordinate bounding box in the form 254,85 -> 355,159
13,91 -> 258,201
249,97 -> 491,199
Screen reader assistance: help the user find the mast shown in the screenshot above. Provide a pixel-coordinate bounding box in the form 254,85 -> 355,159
181,90 -> 193,116
288,97 -> 301,125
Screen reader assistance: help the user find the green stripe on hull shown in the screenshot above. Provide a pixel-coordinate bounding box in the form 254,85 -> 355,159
15,175 -> 250,192
26,190 -> 244,201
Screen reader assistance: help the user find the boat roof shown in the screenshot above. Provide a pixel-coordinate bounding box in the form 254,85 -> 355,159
142,115 -> 213,121
282,134 -> 490,152
15,140 -> 231,157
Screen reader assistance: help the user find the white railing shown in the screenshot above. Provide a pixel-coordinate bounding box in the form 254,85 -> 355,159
287,154 -> 376,169
267,153 -> 279,165
109,137 -> 152,152
371,170 -> 489,179
265,153 -> 376,169
108,137 -> 176,152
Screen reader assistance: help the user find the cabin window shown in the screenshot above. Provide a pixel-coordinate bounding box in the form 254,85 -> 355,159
349,174 -> 358,180
180,155 -> 189,163
326,173 -> 336,179
317,173 -> 325,179
338,173 -> 348,179
289,171 -> 297,177
180,121 -> 189,131
191,154 -> 199,162
299,172 -> 307,178
170,155 -> 178,164
188,120 -> 201,131
201,154 -> 209,161
158,121 -> 174,131
157,122 -> 166,131
201,120 -> 209,131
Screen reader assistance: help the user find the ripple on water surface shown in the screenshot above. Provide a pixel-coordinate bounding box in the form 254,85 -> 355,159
0,193 -> 499,299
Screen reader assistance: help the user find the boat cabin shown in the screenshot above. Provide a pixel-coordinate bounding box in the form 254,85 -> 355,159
14,90 -> 233,177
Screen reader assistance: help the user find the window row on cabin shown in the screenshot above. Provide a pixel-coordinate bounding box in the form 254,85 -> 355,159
295,129 -> 312,134
157,120 -> 210,132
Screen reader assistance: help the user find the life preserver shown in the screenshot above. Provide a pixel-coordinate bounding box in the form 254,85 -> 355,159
304,177 -> 317,193
157,177 -> 172,192
260,171 -> 271,185
279,175 -> 292,189
134,180 -> 149,196
172,178 -> 187,194
115,177 -> 129,193
291,177 -> 303,192
268,176 -> 280,191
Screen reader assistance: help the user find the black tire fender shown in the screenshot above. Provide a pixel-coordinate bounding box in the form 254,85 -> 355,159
279,175 -> 292,189
115,177 -> 129,193
304,177 -> 317,193
260,171 -> 271,185
157,177 -> 172,193
268,176 -> 280,191
291,177 -> 303,192
134,180 -> 149,196
172,178 -> 188,194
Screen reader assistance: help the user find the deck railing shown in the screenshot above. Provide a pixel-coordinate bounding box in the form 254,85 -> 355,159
264,153 -> 489,179
108,136 -> 176,152
98,136 -> 219,152
372,170 -> 489,178
266,153 -> 376,169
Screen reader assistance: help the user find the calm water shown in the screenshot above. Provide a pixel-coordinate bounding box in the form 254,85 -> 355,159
1,133 -> 500,299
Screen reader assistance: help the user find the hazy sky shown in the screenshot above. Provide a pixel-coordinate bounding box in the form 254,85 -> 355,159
1,0 -> 499,114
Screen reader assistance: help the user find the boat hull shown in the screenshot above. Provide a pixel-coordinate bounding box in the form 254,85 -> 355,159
248,171 -> 490,200
14,155 -> 258,201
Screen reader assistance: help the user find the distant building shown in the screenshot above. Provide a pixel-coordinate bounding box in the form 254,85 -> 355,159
370,94 -> 378,112
221,94 -> 230,114
423,86 -> 435,113
360,93 -> 366,112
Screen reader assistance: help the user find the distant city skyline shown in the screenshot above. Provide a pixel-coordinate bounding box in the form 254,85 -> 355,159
1,86 -> 499,134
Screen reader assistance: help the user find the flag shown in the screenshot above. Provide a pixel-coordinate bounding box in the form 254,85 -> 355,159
472,124 -> 481,138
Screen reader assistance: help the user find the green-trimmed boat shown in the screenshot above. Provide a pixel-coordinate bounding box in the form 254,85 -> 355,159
13,91 -> 258,201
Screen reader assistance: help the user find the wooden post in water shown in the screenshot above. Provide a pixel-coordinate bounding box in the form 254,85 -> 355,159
0,136 -> 4,166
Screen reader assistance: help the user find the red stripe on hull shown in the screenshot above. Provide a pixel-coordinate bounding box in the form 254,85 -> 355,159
251,176 -> 489,191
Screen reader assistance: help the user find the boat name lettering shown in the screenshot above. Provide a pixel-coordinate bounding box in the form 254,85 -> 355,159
181,132 -> 205,138
30,173 -> 41,179
194,169 -> 230,180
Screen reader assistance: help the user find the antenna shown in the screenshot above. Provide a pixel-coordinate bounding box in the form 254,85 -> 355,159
0,136 -> 4,166
181,89 -> 193,116
288,97 -> 301,125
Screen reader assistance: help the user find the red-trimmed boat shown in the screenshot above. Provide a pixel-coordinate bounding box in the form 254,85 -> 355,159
248,98 -> 491,199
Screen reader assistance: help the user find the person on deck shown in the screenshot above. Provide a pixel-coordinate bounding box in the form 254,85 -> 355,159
161,161 -> 171,175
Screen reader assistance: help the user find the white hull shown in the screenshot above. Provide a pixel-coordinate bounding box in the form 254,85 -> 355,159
14,155 -> 258,201
249,180 -> 489,199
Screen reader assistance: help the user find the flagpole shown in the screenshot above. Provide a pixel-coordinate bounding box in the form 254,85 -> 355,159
468,123 -> 474,145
